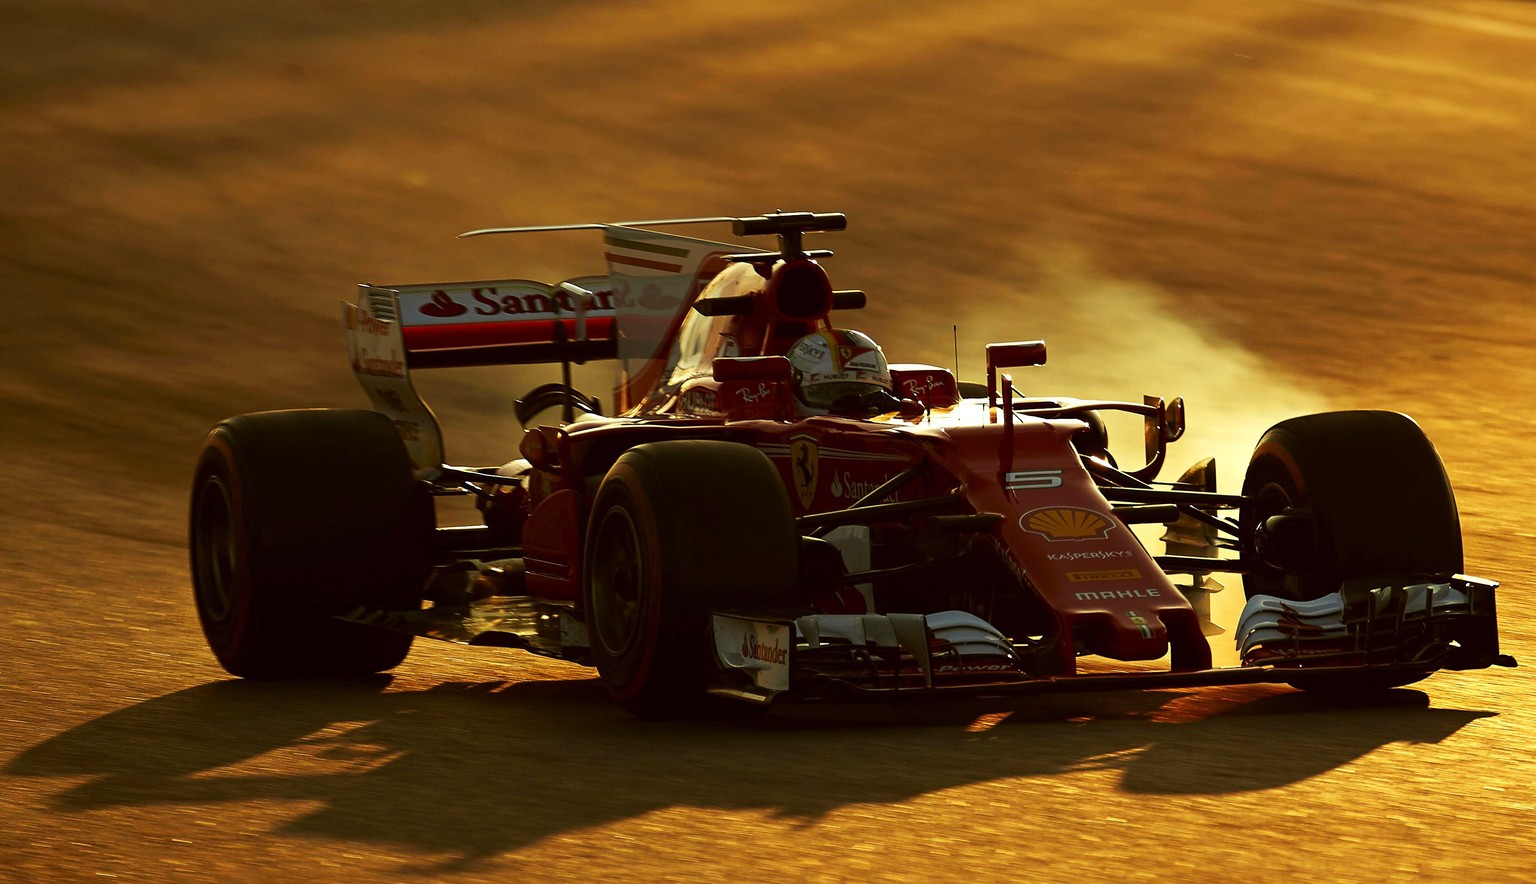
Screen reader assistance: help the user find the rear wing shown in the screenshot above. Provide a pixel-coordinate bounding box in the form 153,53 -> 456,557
372,275 -> 618,369
342,226 -> 744,473
342,279 -> 614,476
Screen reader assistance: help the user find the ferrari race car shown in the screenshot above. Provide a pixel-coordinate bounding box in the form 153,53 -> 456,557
189,211 -> 1516,717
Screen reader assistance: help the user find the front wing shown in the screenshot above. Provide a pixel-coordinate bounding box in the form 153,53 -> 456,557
706,575 -> 1515,705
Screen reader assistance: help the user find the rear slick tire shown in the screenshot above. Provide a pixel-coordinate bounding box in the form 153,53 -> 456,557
189,408 -> 431,677
1239,410 -> 1462,694
583,440 -> 799,719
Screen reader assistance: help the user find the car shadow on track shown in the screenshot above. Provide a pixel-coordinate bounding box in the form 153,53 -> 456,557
6,671 -> 1493,869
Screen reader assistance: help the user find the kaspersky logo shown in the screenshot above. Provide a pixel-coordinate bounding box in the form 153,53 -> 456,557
1048,550 -> 1133,562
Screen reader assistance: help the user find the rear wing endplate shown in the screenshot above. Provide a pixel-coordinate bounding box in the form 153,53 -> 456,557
342,289 -> 447,476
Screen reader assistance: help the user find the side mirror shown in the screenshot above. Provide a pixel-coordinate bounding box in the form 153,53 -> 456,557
713,356 -> 794,422
889,365 -> 960,408
1136,395 -> 1186,480
985,340 -> 1047,407
1165,396 -> 1186,442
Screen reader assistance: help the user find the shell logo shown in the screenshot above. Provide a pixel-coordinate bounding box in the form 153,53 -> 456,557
1020,506 -> 1114,541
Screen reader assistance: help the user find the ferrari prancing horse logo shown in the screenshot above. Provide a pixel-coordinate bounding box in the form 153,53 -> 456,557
790,434 -> 818,509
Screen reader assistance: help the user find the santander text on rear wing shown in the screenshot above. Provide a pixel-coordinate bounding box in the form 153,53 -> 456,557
340,225 -> 745,473
385,275 -> 617,369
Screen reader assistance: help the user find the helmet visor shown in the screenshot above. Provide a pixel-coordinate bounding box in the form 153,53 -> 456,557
798,380 -> 886,410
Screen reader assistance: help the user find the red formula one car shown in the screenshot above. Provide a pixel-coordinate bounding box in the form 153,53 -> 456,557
189,211 -> 1515,717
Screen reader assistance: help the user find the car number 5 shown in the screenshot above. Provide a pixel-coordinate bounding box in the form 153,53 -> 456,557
1004,469 -> 1064,490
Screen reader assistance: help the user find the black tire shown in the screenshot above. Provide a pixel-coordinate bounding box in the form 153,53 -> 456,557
189,409 -> 432,677
582,440 -> 799,718
1239,410 -> 1461,692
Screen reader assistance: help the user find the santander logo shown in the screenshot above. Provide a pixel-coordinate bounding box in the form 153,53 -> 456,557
419,291 -> 468,318
741,633 -> 788,666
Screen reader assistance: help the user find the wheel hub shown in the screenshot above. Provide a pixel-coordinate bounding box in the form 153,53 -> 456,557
591,506 -> 645,657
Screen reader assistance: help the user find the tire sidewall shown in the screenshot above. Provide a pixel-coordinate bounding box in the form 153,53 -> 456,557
1241,411 -> 1462,601
191,432 -> 263,672
584,462 -> 674,703
188,409 -> 428,677
580,440 -> 799,717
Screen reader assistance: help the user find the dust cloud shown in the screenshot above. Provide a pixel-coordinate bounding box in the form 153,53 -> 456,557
888,241 -> 1334,494
880,242 -> 1339,661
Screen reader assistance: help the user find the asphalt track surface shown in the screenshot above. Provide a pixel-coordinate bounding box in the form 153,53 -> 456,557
3,1 -> 1535,880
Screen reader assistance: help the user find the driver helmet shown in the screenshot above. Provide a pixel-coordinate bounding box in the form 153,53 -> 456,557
787,329 -> 894,415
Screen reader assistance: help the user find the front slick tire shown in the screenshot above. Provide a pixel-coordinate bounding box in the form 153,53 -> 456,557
1239,410 -> 1462,694
190,408 -> 430,678
583,441 -> 798,719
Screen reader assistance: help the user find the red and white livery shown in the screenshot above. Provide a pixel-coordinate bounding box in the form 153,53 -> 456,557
189,212 -> 1515,717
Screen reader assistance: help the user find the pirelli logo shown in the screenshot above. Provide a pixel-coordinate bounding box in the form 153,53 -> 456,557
1066,569 -> 1141,583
